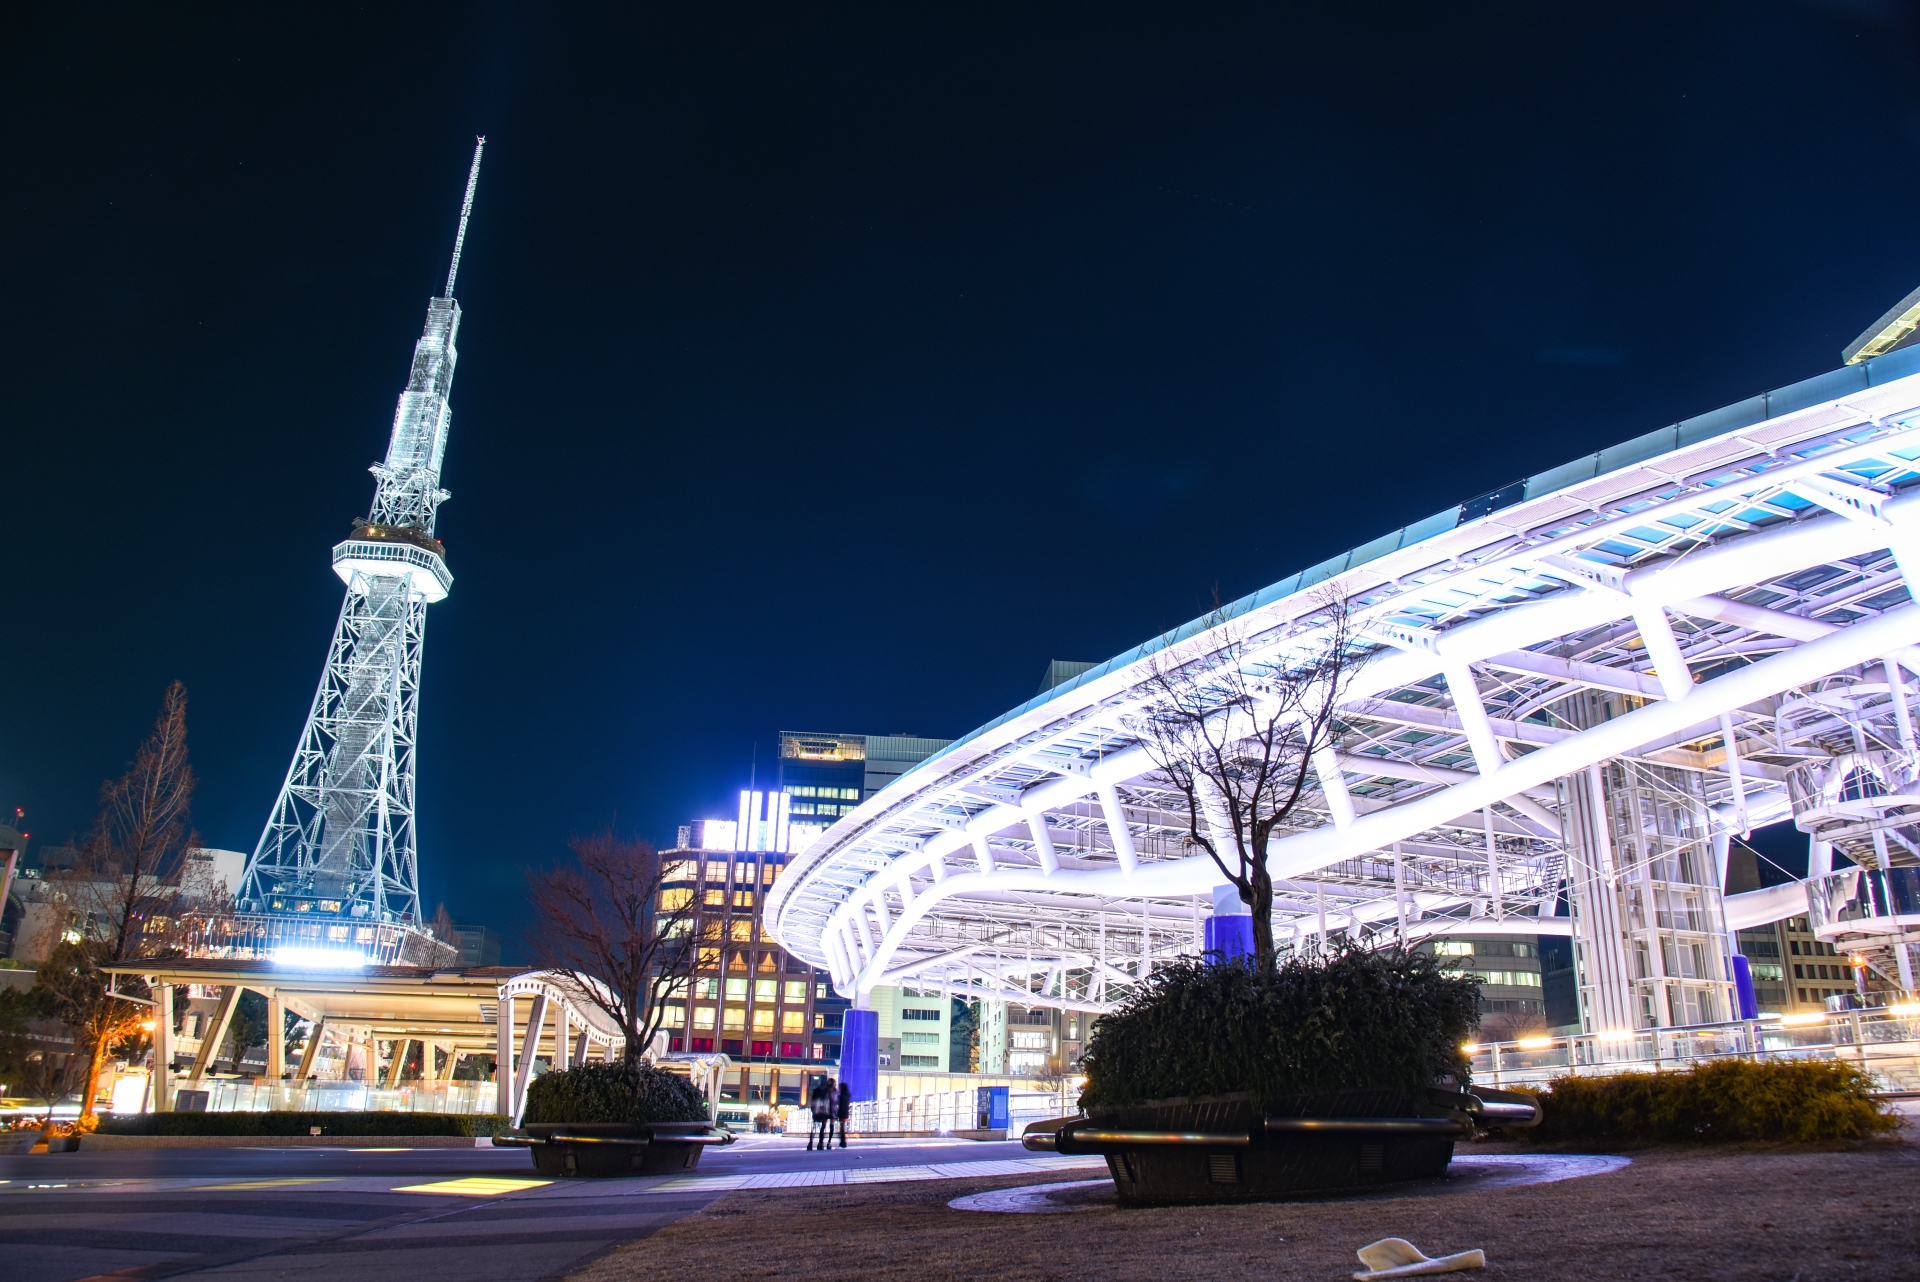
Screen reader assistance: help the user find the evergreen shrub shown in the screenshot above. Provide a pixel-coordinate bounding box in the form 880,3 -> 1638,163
1517,1059 -> 1895,1144
102,1111 -> 507,1137
1079,947 -> 1481,1112
521,1061 -> 708,1126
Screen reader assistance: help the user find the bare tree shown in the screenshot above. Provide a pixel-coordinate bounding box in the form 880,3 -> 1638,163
1130,601 -> 1364,972
522,830 -> 697,1068
41,683 -> 201,1118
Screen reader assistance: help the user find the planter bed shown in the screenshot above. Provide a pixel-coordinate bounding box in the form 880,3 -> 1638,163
1023,1086 -> 1540,1203
495,1121 -> 734,1177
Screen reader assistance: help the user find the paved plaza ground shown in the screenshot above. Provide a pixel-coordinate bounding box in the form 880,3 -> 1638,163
5,1133 -> 1917,1280
575,1137 -> 1920,1282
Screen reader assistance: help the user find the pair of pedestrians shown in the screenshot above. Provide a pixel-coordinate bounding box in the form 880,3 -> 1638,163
806,1077 -> 850,1150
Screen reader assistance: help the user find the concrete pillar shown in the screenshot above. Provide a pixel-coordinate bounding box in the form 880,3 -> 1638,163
265,992 -> 285,1080
494,993 -> 515,1117
152,980 -> 174,1111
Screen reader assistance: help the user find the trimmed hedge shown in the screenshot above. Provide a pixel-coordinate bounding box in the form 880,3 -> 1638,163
102,1111 -> 508,1137
1516,1059 -> 1896,1144
521,1062 -> 708,1126
1080,947 -> 1481,1112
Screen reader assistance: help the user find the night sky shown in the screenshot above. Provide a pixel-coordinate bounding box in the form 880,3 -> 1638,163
5,4 -> 1917,953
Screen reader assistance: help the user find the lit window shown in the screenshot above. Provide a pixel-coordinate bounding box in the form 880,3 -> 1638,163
693,1007 -> 716,1030
704,889 -> 726,906
724,978 -> 748,1000
754,980 -> 777,1003
815,1013 -> 825,1029
1433,940 -> 1474,956
730,920 -> 753,941
817,983 -> 829,999
723,1007 -> 746,1031
661,1004 -> 686,1028
733,889 -> 754,908
752,1009 -> 774,1033
763,863 -> 779,885
781,1011 -> 805,1034
784,981 -> 807,1003
660,888 -> 693,911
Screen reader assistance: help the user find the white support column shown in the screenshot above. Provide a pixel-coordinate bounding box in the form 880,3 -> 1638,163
152,980 -> 175,1111
265,991 -> 285,1080
971,831 -> 995,875
927,851 -> 947,883
494,993 -> 516,1118
1811,839 -> 1834,879
189,986 -> 240,1084
1312,748 -> 1356,829
1483,808 -> 1503,920
1887,658 -> 1917,766
1316,881 -> 1327,953
384,1038 -> 412,1087
1097,783 -> 1139,876
296,1019 -> 326,1080
1393,843 -> 1408,950
554,1007 -> 571,1077
1442,661 -> 1505,777
1719,712 -> 1748,837
1026,813 -> 1060,875
512,993 -> 550,1125
1634,603 -> 1695,701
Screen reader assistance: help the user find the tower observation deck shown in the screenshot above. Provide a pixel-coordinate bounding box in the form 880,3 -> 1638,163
767,316 -> 1920,1073
234,140 -> 486,965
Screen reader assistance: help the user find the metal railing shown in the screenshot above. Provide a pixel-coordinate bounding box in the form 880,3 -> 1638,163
167,1079 -> 497,1114
1467,1007 -> 1920,1093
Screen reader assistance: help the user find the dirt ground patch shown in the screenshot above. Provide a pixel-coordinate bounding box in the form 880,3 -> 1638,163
571,1139 -> 1920,1281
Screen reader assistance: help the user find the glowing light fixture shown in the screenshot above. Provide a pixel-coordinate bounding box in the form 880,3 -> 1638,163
272,946 -> 368,969
1515,1036 -> 1554,1049
1778,1012 -> 1826,1026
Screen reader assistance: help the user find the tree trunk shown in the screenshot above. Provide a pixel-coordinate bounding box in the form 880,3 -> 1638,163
78,1036 -> 110,1125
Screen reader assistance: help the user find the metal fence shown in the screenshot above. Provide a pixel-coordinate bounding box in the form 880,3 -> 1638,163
849,1084 -> 1076,1134
1468,1008 -> 1920,1093
169,1079 -> 495,1114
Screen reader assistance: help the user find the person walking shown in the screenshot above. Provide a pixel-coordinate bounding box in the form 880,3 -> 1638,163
806,1077 -> 833,1151
834,1078 -> 852,1148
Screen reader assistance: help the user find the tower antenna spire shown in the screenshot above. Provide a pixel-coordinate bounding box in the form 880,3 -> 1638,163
444,136 -> 486,298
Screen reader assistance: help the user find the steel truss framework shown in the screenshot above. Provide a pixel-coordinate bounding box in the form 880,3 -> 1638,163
241,142 -> 485,934
768,345 -> 1920,1017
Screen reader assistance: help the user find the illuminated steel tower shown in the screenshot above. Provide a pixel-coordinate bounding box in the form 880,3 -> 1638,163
241,139 -> 485,943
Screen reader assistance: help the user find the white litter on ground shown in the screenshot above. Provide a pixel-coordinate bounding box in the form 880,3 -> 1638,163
1353,1237 -> 1486,1279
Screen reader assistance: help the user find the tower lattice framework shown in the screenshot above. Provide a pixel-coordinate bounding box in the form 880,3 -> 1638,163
242,139 -> 485,938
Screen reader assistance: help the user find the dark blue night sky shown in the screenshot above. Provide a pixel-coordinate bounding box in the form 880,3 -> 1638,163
4,3 -> 1916,954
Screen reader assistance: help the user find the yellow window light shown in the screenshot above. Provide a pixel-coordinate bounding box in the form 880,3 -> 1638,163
1515,1037 -> 1554,1049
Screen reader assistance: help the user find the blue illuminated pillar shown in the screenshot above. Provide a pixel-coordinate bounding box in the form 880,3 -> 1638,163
842,1008 -> 879,1102
1730,954 -> 1758,1020
1205,884 -> 1254,964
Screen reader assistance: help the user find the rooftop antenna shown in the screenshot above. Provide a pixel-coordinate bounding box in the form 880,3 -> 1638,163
444,136 -> 487,299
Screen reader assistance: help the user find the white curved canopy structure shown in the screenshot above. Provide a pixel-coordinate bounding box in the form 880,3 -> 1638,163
768,345 -> 1920,1018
